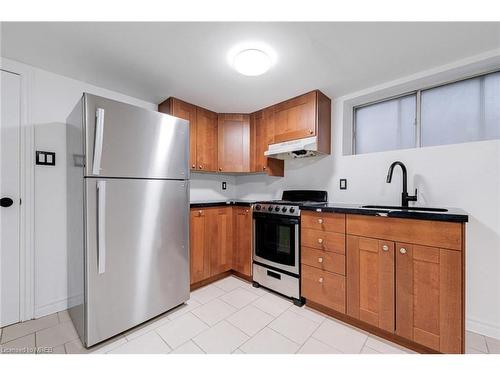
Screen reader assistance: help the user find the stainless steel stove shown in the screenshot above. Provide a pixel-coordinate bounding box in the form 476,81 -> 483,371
251,190 -> 328,305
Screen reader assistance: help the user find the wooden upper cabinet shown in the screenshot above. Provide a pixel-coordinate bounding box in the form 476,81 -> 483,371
272,90 -> 331,154
196,107 -> 218,172
347,235 -> 395,333
209,207 -> 233,275
395,243 -> 462,353
232,206 -> 252,277
217,114 -> 250,172
158,97 -> 198,170
190,209 -> 210,284
250,108 -> 284,177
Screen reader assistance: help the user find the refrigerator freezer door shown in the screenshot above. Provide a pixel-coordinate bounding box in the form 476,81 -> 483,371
84,178 -> 189,347
84,93 -> 189,179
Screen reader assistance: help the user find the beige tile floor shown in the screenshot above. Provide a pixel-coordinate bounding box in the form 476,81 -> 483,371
0,276 -> 499,354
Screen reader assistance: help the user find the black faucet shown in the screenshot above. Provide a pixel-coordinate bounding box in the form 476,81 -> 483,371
386,161 -> 417,207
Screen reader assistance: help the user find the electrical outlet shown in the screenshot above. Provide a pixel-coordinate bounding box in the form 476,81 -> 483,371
222,181 -> 227,190
339,178 -> 347,190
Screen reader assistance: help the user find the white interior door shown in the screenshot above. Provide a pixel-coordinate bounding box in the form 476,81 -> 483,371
0,70 -> 21,327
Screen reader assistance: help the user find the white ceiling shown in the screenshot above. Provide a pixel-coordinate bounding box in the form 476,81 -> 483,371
2,22 -> 500,112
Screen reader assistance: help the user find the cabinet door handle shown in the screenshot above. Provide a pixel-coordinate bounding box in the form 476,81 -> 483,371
198,210 -> 203,216
263,166 -> 266,170
308,129 -> 313,134
219,167 -> 222,171
191,164 -> 196,169
199,165 -> 203,169
318,257 -> 323,263
382,245 -> 389,251
399,247 -> 407,254
318,277 -> 324,283
245,210 -> 249,213
317,238 -> 323,244
317,218 -> 323,224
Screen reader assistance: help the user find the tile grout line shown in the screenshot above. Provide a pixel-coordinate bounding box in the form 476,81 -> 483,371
153,330 -> 173,353
189,339 -> 207,354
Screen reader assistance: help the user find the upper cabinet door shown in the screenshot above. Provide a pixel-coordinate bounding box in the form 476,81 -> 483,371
169,98 -> 197,170
196,107 -> 218,172
217,114 -> 250,172
251,108 -> 284,176
85,94 -> 189,179
395,243 -> 462,353
347,235 -> 395,333
273,91 -> 316,143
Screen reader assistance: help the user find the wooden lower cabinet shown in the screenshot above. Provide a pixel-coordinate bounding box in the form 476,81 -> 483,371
347,235 -> 395,332
210,208 -> 233,275
190,209 -> 211,284
301,212 -> 465,354
302,264 -> 346,313
395,243 -> 462,353
190,206 -> 252,287
232,207 -> 252,277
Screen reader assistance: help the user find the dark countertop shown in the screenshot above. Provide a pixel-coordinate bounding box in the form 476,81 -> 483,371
190,200 -> 255,208
300,203 -> 468,223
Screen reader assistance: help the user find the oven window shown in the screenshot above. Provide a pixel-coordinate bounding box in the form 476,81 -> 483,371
254,217 -> 296,266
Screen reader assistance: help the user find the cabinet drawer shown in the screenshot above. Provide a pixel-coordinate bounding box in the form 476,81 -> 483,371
301,247 -> 345,275
301,211 -> 345,233
302,264 -> 345,313
301,229 -> 345,254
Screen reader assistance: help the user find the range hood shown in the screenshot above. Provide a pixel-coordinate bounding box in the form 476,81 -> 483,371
264,136 -> 322,160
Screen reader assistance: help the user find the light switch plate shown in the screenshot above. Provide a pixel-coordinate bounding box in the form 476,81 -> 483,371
340,178 -> 347,190
36,151 -> 56,166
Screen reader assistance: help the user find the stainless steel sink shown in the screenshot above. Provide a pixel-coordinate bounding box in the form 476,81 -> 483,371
361,205 -> 448,212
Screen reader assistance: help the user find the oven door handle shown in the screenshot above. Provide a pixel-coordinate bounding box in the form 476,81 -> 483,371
252,215 -> 299,225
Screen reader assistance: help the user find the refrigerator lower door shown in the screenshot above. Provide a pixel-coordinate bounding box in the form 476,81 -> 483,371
84,178 -> 189,347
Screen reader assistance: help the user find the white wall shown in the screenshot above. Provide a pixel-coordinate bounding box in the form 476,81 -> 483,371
190,173 -> 236,201
235,56 -> 500,339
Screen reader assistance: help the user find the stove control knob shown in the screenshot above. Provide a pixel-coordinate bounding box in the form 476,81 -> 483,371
255,204 -> 261,211
275,206 -> 280,212
282,207 -> 288,213
268,206 -> 273,212
289,207 -> 296,213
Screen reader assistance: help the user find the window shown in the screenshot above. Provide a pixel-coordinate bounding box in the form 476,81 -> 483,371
353,71 -> 500,154
354,94 -> 416,154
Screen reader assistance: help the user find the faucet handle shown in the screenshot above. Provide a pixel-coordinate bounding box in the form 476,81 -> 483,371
410,188 -> 418,201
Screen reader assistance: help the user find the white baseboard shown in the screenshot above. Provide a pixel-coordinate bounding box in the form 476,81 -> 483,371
34,298 -> 68,319
467,317 -> 500,340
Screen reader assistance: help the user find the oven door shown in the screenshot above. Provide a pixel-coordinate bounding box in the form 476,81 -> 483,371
253,213 -> 299,275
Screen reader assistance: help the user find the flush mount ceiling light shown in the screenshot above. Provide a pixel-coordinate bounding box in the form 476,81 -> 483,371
228,43 -> 276,77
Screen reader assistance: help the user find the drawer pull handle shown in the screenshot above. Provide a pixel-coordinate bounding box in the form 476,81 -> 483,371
318,257 -> 323,263
318,277 -> 324,283
400,248 -> 407,254
382,245 -> 389,251
317,238 -> 323,244
317,218 -> 324,224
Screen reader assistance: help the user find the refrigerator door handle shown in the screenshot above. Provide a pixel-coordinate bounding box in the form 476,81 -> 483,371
93,108 -> 105,175
97,180 -> 106,274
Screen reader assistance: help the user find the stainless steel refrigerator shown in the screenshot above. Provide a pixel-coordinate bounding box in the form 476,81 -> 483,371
66,93 -> 190,347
